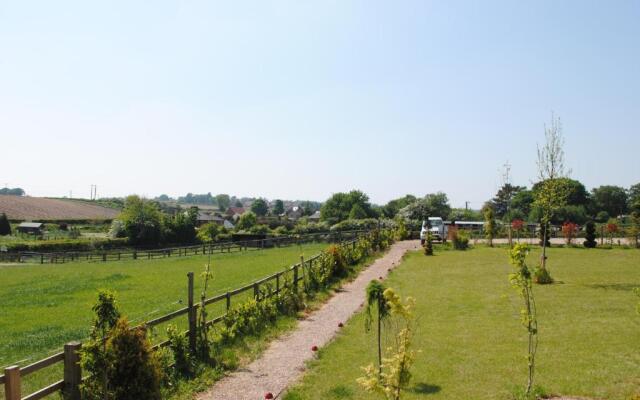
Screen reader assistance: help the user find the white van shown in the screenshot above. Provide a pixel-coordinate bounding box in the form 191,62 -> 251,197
420,217 -> 446,243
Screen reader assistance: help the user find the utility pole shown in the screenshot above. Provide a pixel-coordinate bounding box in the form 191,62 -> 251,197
465,201 -> 469,211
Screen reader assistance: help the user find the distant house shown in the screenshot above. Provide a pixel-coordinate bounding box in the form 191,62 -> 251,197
284,206 -> 304,220
223,220 -> 235,230
197,211 -> 225,226
16,222 -> 44,235
308,210 -> 321,222
225,207 -> 245,221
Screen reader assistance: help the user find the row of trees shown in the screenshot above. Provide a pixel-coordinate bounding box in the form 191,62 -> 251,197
0,187 -> 25,196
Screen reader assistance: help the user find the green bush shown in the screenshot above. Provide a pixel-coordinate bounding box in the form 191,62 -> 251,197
452,230 -> 470,250
583,220 -> 597,248
105,319 -> 164,400
166,324 -> 194,378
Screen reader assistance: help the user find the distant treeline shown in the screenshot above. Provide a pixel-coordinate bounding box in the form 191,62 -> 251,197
0,187 -> 25,196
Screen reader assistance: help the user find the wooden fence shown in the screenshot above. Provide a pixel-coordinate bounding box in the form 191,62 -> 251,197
0,231 -> 366,264
0,232 -> 369,400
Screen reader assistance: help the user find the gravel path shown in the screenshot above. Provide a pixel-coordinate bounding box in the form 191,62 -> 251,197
197,240 -> 421,400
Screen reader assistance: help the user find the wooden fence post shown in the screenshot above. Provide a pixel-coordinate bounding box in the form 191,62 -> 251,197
64,341 -> 82,400
187,272 -> 196,353
293,264 -> 299,293
133,250 -> 137,260
4,365 -> 20,400
276,273 -> 280,293
226,292 -> 231,312
253,283 -> 259,300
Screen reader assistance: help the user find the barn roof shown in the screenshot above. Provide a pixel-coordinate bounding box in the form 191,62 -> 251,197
18,222 -> 43,228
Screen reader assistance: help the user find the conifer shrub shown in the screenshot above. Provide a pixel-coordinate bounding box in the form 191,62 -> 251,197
583,220 -> 597,248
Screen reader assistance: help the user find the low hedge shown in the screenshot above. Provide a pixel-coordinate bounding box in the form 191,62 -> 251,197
6,238 -> 129,253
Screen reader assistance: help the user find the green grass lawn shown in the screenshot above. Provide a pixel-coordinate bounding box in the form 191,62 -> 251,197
0,242 -> 326,395
285,246 -> 640,400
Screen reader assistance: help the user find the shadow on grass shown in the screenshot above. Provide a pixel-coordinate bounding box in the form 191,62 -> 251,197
410,382 -> 442,395
583,283 -> 639,291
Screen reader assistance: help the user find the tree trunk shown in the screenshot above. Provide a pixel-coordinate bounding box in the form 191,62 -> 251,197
541,225 -> 548,270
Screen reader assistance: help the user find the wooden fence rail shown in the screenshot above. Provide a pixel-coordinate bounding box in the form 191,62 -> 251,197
0,230 -> 366,265
0,231 -> 368,400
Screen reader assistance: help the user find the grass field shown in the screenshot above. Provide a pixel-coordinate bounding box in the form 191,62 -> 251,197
0,242 -> 326,370
284,246 -> 640,400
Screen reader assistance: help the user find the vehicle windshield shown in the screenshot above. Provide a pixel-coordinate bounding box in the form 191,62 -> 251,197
430,220 -> 442,226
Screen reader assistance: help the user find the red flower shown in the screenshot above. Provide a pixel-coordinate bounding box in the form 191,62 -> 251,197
511,219 -> 524,231
311,345 -> 319,352
265,393 -> 274,399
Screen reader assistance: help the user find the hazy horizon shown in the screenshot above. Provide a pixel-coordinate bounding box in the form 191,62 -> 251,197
2,1 -> 638,207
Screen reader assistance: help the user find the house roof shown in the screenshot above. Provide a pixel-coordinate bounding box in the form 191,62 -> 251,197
18,222 -> 43,228
309,211 -> 321,219
226,207 -> 245,215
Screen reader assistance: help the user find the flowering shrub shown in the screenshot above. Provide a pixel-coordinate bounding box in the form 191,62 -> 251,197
561,222 -> 578,245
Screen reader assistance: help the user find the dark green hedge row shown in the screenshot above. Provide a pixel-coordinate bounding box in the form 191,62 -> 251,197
6,238 -> 129,252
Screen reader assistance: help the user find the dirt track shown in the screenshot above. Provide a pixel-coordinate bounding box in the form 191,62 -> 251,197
0,196 -> 118,220
197,240 -> 421,400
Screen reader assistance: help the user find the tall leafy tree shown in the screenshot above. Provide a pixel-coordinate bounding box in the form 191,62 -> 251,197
491,184 -> 525,219
398,192 -> 451,221
628,183 -> 640,210
118,195 -> 165,245
250,198 -> 269,217
215,194 -> 231,211
236,211 -> 257,230
320,190 -> 375,223
273,199 -> 285,215
381,195 -> 417,218
591,185 -> 628,218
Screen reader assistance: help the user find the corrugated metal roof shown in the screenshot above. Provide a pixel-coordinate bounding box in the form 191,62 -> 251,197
18,222 -> 43,228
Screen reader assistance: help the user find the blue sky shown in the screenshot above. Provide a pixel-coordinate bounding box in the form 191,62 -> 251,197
1,1 -> 638,207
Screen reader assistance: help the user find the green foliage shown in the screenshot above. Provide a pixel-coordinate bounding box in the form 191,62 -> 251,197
397,192 -> 451,221
591,185 -> 628,218
119,195 -> 165,246
533,265 -> 554,284
381,195 -> 417,219
166,324 -> 194,378
330,218 -> 379,232
452,229 -> 470,250
177,193 -> 215,205
103,319 -> 164,400
483,205 -> 496,247
491,184 -> 526,219
273,199 -> 285,215
320,190 -> 377,224
583,220 -> 597,248
215,194 -> 231,212
80,290 -> 121,400
196,222 -> 220,243
393,218 -> 408,241
3,237 -> 129,252
236,211 -> 257,231
357,288 -> 417,400
423,233 -> 433,256
0,187 -> 25,195
508,244 -> 538,396
250,198 -> 269,216
165,208 -> 198,244
0,212 -> 11,235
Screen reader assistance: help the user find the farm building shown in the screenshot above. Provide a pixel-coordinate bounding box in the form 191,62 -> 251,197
197,211 -> 225,226
16,222 -> 44,235
308,210 -> 321,221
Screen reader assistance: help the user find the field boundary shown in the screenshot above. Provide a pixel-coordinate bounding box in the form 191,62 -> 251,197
0,231 -> 372,400
0,230 -> 367,265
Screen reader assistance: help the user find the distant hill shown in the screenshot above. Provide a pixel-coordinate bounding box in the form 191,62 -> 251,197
0,196 -> 119,221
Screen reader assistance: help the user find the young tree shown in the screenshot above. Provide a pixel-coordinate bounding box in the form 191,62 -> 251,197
483,204 -> 496,247
508,244 -> 538,397
250,198 -> 269,217
533,113 -> 570,279
273,199 -> 285,215
423,232 -> 434,255
365,280 -> 390,377
0,213 -> 11,236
